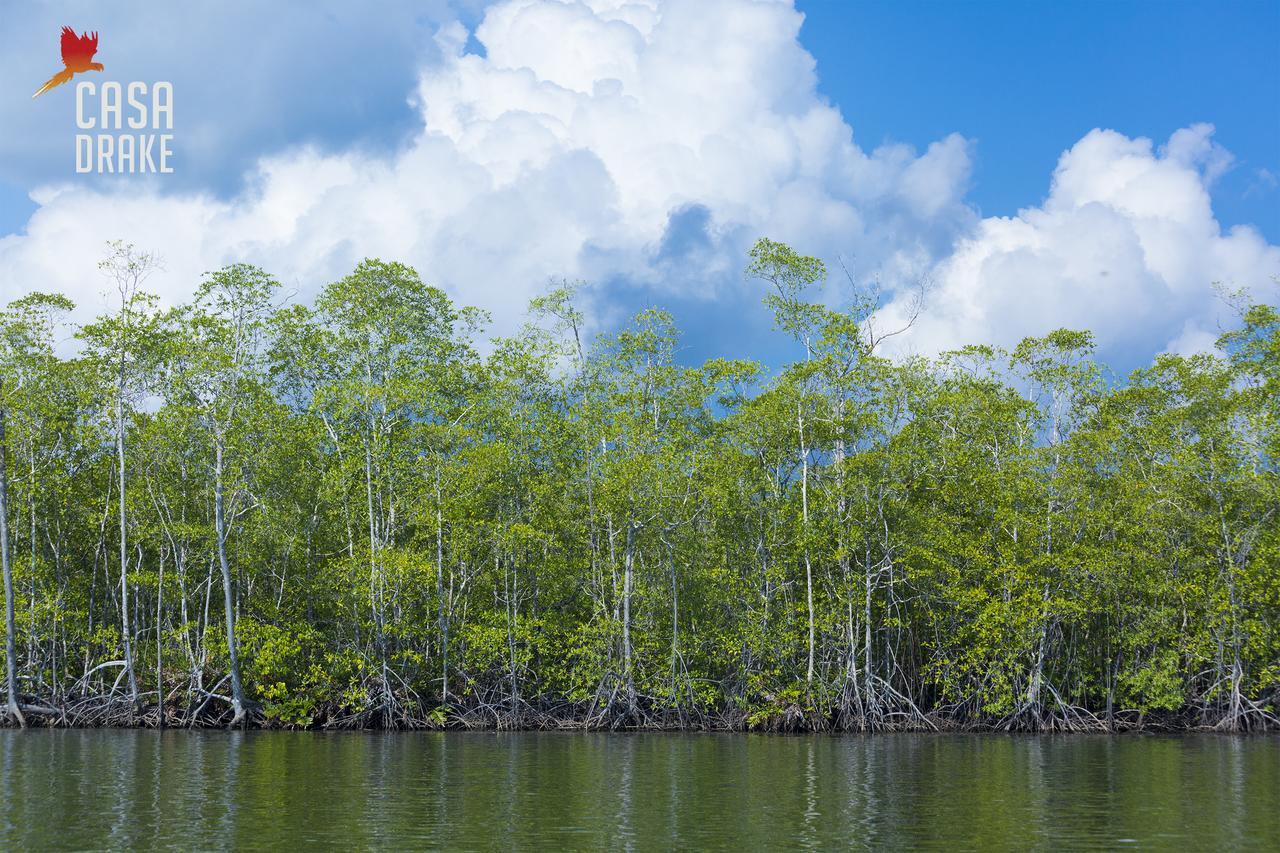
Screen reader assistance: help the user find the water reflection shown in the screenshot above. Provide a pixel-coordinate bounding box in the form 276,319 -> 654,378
0,731 -> 1275,850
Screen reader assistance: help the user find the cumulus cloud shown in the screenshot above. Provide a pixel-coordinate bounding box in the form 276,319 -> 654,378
0,0 -> 974,339
0,0 -> 462,195
879,124 -> 1280,362
0,0 -> 1274,368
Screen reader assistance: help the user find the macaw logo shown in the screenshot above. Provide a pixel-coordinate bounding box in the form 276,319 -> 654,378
32,27 -> 175,174
33,27 -> 103,98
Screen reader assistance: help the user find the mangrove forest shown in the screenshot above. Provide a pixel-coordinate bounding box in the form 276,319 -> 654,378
0,239 -> 1276,732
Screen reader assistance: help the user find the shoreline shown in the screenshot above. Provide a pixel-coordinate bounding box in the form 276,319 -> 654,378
2,254 -> 1277,751
5,698 -> 1274,734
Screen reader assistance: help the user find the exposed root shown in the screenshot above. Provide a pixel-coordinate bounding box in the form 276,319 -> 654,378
997,682 -> 1108,733
1212,694 -> 1280,733
1,672 -> 1274,733
834,675 -> 938,732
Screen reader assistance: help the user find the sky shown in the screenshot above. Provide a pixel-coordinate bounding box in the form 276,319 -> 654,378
0,0 -> 1276,371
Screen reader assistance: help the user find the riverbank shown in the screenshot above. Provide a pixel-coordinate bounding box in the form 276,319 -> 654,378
3,257 -> 1278,763
5,693 -> 1276,733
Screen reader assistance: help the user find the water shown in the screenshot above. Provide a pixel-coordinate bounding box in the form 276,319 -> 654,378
0,731 -> 1275,850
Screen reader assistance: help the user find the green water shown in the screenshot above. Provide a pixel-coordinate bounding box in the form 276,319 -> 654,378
0,731 -> 1275,850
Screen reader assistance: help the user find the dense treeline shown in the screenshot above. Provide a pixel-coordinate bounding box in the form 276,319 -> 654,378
1,239 -> 1276,732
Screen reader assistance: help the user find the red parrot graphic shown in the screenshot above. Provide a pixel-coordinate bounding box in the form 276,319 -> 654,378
32,27 -> 103,99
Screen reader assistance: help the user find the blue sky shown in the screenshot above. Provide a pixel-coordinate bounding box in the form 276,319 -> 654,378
0,0 -> 1276,369
799,0 -> 1279,241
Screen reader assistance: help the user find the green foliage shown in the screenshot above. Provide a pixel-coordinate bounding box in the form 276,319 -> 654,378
0,243 -> 1276,731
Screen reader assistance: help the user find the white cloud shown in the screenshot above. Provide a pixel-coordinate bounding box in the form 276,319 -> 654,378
0,0 -> 1274,368
1245,167 -> 1278,199
879,124 -> 1280,360
0,0 -> 974,340
0,1 -> 463,194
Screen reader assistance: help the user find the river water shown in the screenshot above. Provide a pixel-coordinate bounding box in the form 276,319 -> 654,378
0,730 -> 1275,849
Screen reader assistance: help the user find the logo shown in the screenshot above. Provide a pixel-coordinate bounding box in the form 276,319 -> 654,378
32,27 -> 175,175
32,27 -> 103,99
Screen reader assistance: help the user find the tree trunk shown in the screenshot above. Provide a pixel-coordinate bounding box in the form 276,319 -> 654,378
623,519 -> 635,702
799,402 -> 814,687
0,403 -> 26,727
116,388 -> 139,712
156,545 -> 165,728
214,438 -> 246,725
437,467 -> 448,704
